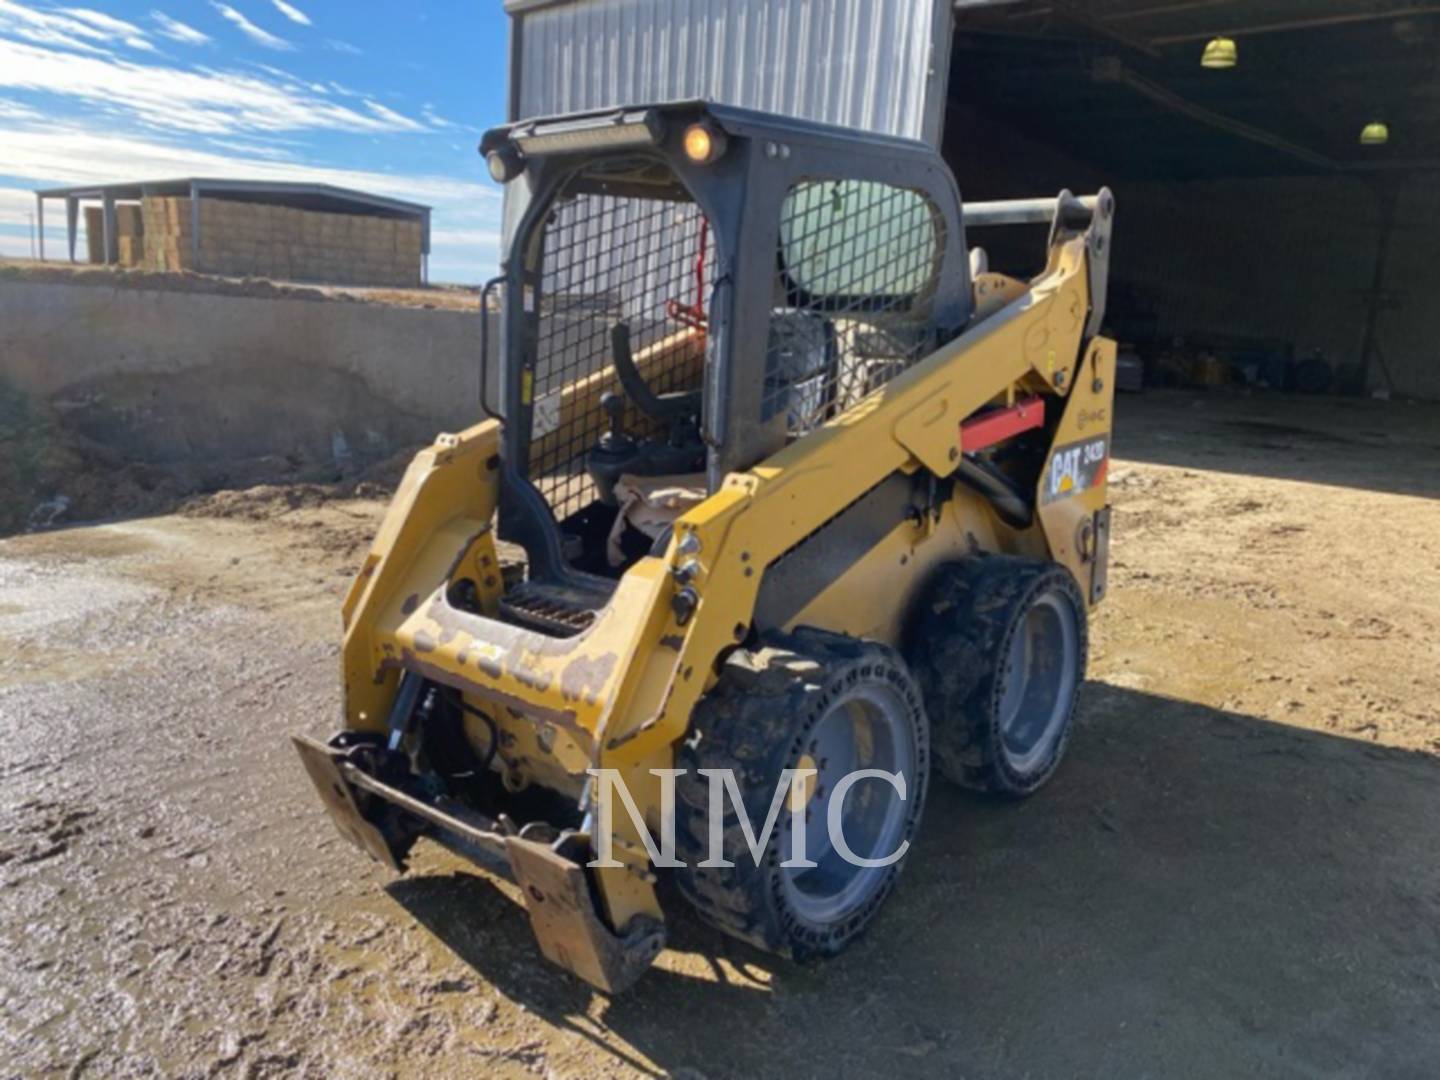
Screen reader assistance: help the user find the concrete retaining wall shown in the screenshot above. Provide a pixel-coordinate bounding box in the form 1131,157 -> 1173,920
0,276 -> 494,473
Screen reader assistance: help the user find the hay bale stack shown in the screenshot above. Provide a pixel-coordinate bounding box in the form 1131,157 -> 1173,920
140,196 -> 195,271
65,193 -> 421,282
134,195 -> 421,284
84,206 -> 104,264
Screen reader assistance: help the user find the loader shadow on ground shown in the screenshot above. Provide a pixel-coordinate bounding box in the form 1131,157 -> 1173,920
1112,389 -> 1440,499
389,681 -> 1440,1079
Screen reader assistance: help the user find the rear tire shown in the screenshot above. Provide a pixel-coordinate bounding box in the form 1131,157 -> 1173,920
908,557 -> 1086,797
674,631 -> 929,960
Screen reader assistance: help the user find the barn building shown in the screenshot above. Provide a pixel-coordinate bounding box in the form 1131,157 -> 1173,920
34,178 -> 432,288
502,0 -> 1440,400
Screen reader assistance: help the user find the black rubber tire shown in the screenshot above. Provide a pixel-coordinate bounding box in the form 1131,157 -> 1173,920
908,556 -> 1087,797
674,630 -> 929,960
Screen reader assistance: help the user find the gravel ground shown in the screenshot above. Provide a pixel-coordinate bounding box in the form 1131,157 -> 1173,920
2,390 -> 1439,1078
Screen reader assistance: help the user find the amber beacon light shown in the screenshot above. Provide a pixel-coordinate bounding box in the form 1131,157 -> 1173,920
683,123 -> 727,164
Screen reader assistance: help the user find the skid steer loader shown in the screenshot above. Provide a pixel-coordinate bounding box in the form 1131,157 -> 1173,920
294,101 -> 1115,992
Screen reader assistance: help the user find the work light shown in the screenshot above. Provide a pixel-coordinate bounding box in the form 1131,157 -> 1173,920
683,123 -> 726,165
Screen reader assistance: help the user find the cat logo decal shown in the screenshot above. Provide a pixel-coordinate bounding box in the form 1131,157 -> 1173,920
1043,437 -> 1108,503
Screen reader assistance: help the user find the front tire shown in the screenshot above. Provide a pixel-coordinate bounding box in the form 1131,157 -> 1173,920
909,557 -> 1087,797
674,631 -> 929,960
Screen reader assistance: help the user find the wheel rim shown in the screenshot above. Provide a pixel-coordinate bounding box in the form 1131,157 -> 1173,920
779,681 -> 916,926
997,588 -> 1080,775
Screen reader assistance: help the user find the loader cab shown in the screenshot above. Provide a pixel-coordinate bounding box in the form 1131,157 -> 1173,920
480,103 -> 971,616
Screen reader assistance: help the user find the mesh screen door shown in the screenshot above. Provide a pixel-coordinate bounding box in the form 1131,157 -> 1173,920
764,178 -> 946,436
530,181 -> 713,520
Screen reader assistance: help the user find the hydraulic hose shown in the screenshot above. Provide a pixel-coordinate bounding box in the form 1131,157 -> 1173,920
955,455 -> 1034,530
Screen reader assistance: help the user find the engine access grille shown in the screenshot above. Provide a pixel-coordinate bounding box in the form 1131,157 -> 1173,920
763,179 -> 946,438
531,186 -> 713,521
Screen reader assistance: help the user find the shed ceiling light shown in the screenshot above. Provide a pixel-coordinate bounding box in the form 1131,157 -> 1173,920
1201,36 -> 1237,68
1360,121 -> 1390,146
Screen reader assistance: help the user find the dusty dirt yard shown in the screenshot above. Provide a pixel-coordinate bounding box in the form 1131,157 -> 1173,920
3,390 -> 1439,1078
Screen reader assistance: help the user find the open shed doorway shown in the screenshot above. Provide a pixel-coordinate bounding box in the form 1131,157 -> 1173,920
943,1 -> 1440,404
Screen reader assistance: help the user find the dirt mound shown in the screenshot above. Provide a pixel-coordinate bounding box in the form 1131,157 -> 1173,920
0,260 -> 333,302
179,447 -> 417,523
0,394 -> 420,537
0,358 -> 427,537
181,483 -> 345,521
0,379 -> 187,534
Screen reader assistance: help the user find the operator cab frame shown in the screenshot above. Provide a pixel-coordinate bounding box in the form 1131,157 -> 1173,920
480,102 -> 973,615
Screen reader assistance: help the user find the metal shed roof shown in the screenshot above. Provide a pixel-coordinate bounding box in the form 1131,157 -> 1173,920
35,177 -> 430,216
34,177 -> 432,267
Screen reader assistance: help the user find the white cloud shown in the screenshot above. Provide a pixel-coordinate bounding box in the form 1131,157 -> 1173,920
59,8 -> 154,51
204,137 -> 298,160
0,0 -> 154,54
60,8 -> 144,37
0,39 -> 429,135
0,186 -> 47,261
151,10 -> 210,45
269,0 -> 309,27
210,2 -> 291,50
0,98 -> 42,120
364,100 -> 425,133
431,226 -> 500,250
421,104 -> 461,131
0,185 -> 39,219
323,37 -> 360,55
0,231 -> 44,259
4,125 -> 498,206
248,60 -> 305,89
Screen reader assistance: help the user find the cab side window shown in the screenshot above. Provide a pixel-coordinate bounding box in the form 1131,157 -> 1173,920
764,179 -> 946,434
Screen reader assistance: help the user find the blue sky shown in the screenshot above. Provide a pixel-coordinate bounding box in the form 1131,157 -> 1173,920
0,0 -> 511,281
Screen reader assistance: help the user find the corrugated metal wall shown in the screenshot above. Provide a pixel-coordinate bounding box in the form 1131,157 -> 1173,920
509,0 -> 946,143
